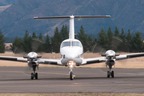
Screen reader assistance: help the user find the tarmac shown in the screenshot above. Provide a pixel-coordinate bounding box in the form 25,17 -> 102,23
0,66 -> 144,93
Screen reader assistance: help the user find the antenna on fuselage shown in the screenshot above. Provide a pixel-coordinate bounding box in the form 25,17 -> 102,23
34,15 -> 111,39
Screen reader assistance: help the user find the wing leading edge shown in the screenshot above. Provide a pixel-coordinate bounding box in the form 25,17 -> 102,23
82,52 -> 144,65
0,56 -> 61,65
116,53 -> 144,60
38,58 -> 62,65
0,52 -> 144,65
0,56 -> 27,62
82,57 -> 106,65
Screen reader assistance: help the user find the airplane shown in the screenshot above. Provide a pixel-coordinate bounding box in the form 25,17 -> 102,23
0,15 -> 144,80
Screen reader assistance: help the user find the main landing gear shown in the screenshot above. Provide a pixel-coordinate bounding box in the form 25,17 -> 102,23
107,70 -> 114,78
107,64 -> 114,78
31,64 -> 38,80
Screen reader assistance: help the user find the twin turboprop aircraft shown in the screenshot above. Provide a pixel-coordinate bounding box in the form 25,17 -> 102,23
0,15 -> 144,80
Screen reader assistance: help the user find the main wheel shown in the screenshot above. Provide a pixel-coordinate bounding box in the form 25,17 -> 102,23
111,71 -> 114,78
35,73 -> 38,79
31,73 -> 34,80
107,71 -> 110,78
70,72 -> 74,80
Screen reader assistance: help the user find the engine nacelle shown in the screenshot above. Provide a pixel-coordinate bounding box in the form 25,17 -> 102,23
106,59 -> 115,66
28,61 -> 39,68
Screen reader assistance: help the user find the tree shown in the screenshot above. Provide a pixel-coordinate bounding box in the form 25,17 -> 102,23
125,30 -> 132,51
51,27 -> 61,53
117,28 -> 127,51
120,28 -> 125,39
107,27 -> 113,49
78,26 -> 90,52
12,37 -> 23,53
0,32 -> 5,53
60,25 -> 69,40
43,34 -> 51,52
23,31 -> 32,52
11,26 -> 144,53
97,28 -> 108,49
114,27 -> 119,37
31,32 -> 44,52
32,32 -> 37,38
38,33 -> 43,40
131,32 -> 144,52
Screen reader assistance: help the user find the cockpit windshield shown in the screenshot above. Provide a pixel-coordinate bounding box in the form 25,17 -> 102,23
72,41 -> 80,46
61,41 -> 82,47
62,42 -> 70,47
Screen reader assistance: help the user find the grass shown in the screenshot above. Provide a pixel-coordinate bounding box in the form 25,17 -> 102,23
0,93 -> 144,96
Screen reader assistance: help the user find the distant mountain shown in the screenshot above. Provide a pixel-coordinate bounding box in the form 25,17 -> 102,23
0,4 -> 11,13
0,0 -> 16,6
0,0 -> 144,38
0,0 -> 16,13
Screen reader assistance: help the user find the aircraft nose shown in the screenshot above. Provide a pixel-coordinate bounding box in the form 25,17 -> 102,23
67,52 -> 78,58
109,53 -> 114,56
65,49 -> 80,59
105,50 -> 116,56
61,47 -> 83,59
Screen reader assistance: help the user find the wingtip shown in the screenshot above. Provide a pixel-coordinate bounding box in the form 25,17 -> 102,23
33,16 -> 39,19
106,15 -> 111,18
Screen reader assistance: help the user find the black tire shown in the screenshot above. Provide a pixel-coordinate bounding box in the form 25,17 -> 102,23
31,73 -> 34,80
111,71 -> 114,78
70,72 -> 74,80
107,71 -> 110,78
35,73 -> 38,79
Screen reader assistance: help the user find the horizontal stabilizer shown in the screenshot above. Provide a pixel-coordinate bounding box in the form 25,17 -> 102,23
34,15 -> 111,19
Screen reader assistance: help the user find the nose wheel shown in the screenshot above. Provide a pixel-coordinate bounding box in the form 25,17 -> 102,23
67,60 -> 76,80
70,71 -> 75,80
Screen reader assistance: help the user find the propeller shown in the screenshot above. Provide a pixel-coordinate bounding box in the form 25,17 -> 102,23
31,38 -> 44,52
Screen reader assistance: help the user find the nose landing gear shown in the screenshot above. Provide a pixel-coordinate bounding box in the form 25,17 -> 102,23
69,71 -> 75,80
67,61 -> 76,80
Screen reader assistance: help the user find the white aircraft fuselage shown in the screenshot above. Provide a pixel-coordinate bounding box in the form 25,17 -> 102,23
59,15 -> 83,66
60,39 -> 83,66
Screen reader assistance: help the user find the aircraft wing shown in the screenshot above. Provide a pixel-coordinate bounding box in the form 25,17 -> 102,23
82,57 -> 106,65
0,56 -> 62,65
82,52 -> 144,65
116,53 -> 144,60
38,58 -> 62,65
0,56 -> 27,62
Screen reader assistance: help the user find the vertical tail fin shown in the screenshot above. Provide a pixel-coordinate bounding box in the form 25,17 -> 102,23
69,15 -> 75,39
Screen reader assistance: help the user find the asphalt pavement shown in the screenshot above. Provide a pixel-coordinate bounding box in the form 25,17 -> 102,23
0,66 -> 144,92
